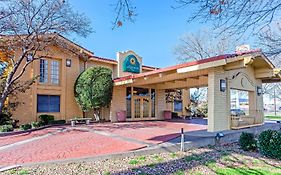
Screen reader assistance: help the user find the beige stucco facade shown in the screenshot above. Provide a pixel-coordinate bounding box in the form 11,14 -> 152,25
9,36 -> 157,124
5,35 -> 281,132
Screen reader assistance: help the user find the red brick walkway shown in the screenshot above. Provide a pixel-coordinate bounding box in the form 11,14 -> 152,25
0,120 -> 206,166
0,127 -> 65,147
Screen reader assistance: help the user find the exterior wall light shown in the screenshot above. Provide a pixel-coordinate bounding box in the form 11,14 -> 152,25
220,79 -> 227,92
26,53 -> 33,62
257,86 -> 262,96
66,59 -> 72,67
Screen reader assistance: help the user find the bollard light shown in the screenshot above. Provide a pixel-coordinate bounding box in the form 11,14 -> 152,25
180,128 -> 185,152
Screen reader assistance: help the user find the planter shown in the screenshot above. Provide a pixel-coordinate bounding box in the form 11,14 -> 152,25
117,110 -> 126,122
231,116 -> 240,127
164,110 -> 172,120
242,116 -> 255,125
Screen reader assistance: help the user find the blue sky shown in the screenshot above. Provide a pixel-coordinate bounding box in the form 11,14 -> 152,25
68,0 -> 208,68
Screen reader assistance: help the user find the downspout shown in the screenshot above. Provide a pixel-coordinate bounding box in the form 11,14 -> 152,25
82,56 -> 88,118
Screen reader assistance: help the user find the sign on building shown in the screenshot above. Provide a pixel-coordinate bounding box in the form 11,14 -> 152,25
123,54 -> 140,73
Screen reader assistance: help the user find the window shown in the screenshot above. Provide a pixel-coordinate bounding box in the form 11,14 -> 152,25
51,61 -> 59,84
174,100 -> 183,112
230,89 -> 249,115
37,95 -> 60,113
39,59 -> 60,85
39,59 -> 48,83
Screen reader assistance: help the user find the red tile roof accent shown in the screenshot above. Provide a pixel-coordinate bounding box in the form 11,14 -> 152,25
142,65 -> 159,70
90,56 -> 118,64
90,56 -> 159,70
114,49 -> 262,83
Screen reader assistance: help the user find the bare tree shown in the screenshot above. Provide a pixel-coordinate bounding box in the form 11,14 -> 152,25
0,0 -> 92,117
112,0 -> 136,29
174,0 -> 281,36
174,30 -> 238,63
259,26 -> 281,66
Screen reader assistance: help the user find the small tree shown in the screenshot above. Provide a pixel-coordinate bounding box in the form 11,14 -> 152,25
74,67 -> 113,121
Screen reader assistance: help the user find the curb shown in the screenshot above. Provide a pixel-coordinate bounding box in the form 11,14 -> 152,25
0,124 -> 68,137
0,165 -> 20,172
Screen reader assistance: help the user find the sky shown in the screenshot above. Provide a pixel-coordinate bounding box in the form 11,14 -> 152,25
68,0 -> 208,68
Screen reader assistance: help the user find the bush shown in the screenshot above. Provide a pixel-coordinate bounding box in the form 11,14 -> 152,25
49,120 -> 66,125
0,124 -> 14,132
0,113 -> 12,125
31,121 -> 41,129
239,132 -> 257,151
38,114 -> 54,125
20,123 -> 32,131
258,130 -> 281,159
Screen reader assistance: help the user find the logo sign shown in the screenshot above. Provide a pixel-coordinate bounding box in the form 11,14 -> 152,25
123,54 -> 140,73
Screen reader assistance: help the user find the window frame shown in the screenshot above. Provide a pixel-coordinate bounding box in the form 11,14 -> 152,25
39,59 -> 49,84
37,94 -> 61,113
174,100 -> 183,112
39,58 -> 61,86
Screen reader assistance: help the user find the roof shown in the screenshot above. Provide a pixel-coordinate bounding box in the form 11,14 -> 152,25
143,65 -> 159,70
114,49 -> 270,83
0,33 -> 158,69
89,56 -> 118,64
56,34 -> 94,57
56,35 -> 158,69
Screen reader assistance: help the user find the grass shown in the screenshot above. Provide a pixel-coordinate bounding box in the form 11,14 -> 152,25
265,115 -> 281,120
138,156 -> 146,161
184,155 -> 203,162
153,155 -> 164,162
128,159 -> 140,165
18,169 -> 29,175
5,144 -> 281,175
128,156 -> 147,165
170,152 -> 178,158
208,166 -> 280,175
173,170 -> 184,175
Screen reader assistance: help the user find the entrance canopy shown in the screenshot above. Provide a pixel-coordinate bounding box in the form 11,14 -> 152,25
114,50 -> 281,89
113,50 -> 281,132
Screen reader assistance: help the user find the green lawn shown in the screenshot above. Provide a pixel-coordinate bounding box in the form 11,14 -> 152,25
4,143 -> 281,175
265,115 -> 281,120
190,155 -> 281,175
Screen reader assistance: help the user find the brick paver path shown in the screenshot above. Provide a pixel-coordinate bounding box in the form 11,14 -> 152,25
0,120 -> 206,166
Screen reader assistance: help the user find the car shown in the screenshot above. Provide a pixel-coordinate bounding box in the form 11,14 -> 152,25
230,109 -> 246,116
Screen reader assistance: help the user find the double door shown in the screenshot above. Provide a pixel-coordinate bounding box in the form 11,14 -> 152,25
133,96 -> 150,119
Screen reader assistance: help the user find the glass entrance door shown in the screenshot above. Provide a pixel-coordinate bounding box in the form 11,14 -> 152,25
133,96 -> 150,119
134,98 -> 141,118
126,87 -> 156,120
